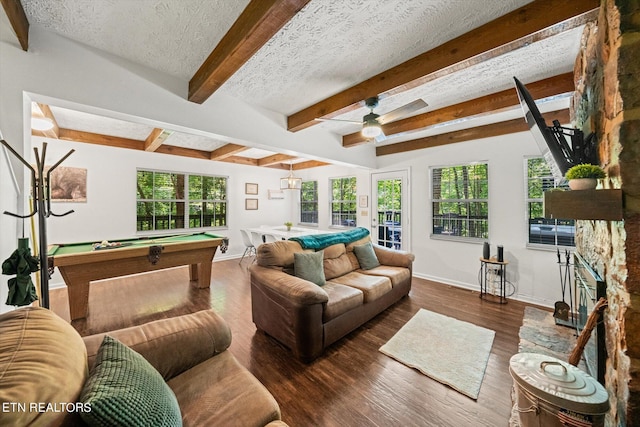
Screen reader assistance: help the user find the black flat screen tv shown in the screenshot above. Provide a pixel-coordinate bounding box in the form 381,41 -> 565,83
514,77 -> 595,182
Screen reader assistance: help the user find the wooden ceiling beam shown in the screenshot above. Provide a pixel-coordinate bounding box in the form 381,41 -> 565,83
292,160 -> 330,170
32,121 -> 325,167
144,128 -> 173,152
57,128 -> 206,162
376,109 -> 570,157
265,163 -> 291,170
258,153 -> 297,166
1,0 -> 29,51
287,0 -> 598,132
343,73 -> 575,147
58,129 -> 145,150
154,145 -> 211,160
210,143 -> 248,160
188,0 -> 312,104
221,155 -> 259,166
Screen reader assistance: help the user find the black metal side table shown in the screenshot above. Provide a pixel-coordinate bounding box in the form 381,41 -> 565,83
480,257 -> 508,304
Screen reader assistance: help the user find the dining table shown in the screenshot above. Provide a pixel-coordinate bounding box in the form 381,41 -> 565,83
245,226 -> 335,242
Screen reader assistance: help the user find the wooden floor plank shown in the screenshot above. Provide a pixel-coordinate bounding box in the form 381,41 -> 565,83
49,259 -> 545,426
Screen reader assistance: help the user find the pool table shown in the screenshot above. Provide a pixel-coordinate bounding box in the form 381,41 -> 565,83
48,232 -> 226,320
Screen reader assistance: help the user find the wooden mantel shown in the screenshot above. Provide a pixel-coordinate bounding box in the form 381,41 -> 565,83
544,189 -> 623,221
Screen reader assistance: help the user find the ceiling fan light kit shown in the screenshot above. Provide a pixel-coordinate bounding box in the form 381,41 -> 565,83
319,95 -> 426,142
362,115 -> 382,138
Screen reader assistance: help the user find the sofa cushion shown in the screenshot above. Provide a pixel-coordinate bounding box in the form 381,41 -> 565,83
0,306 -> 88,427
83,309 -> 232,380
322,243 -> 345,259
257,240 -> 305,270
80,335 -> 182,427
345,236 -> 372,253
329,272 -> 392,303
360,265 -> 412,287
322,282 -> 364,322
353,242 -> 380,270
324,254 -> 353,280
168,351 -> 282,427
294,251 -> 326,286
323,244 -> 354,280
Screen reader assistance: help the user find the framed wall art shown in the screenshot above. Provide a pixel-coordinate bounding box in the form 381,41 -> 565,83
48,166 -> 88,202
245,198 -> 258,210
245,183 -> 258,195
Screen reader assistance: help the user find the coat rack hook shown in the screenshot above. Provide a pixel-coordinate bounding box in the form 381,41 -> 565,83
0,139 -> 76,309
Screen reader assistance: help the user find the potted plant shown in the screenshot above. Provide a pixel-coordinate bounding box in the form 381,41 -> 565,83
565,164 -> 606,190
284,221 -> 293,231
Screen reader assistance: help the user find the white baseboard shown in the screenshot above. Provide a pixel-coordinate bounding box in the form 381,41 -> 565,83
412,271 -> 554,309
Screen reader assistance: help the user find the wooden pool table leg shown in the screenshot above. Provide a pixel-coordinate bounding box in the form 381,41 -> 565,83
57,268 -> 91,320
189,261 -> 212,288
66,279 -> 90,321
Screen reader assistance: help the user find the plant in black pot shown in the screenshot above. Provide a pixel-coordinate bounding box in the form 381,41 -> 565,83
565,164 -> 605,190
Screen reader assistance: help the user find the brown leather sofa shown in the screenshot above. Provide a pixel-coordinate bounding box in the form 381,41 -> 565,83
0,306 -> 288,427
249,234 -> 414,362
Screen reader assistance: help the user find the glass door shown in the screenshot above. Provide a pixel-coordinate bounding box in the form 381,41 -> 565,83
371,169 -> 409,250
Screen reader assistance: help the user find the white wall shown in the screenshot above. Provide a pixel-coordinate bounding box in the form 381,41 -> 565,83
1,25 -> 566,310
31,136 -> 301,287
293,164 -> 372,230
36,131 -> 565,307
372,130 -> 566,307
0,143 -> 19,310
0,26 -> 375,304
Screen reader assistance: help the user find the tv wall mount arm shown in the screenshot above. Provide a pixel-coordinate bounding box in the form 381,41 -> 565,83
550,120 -> 598,166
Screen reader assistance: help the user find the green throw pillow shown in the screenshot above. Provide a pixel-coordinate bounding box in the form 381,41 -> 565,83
353,242 -> 380,270
80,335 -> 182,427
294,250 -> 326,286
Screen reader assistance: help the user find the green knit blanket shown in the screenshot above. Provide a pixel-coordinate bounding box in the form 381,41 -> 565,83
289,227 -> 370,250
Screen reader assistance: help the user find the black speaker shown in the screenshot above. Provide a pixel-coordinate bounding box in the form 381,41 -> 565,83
483,242 -> 490,260
497,245 -> 504,262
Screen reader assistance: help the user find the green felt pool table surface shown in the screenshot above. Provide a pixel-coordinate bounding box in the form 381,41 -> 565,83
48,232 -> 223,256
47,232 -> 225,320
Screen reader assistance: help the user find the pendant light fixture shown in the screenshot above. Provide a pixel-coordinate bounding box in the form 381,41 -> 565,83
280,162 -> 302,190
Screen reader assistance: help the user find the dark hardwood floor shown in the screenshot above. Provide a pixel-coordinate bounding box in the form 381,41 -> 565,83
49,258 -> 538,427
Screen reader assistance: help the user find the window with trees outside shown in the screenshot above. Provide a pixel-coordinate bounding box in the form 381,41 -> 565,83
526,158 -> 575,246
300,180 -> 318,225
431,163 -> 488,239
136,170 -> 227,232
330,176 -> 357,227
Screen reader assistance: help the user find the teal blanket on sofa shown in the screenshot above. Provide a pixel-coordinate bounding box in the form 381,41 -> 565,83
289,227 -> 370,250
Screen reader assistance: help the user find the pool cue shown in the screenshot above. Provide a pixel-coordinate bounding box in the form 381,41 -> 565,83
94,232 -> 205,248
29,197 -> 42,305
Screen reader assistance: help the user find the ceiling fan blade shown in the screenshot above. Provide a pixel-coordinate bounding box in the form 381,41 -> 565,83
374,132 -> 386,143
315,118 -> 362,125
377,99 -> 428,125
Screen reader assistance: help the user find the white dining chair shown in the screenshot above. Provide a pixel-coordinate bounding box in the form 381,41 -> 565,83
263,233 -> 278,243
239,229 -> 256,264
250,231 -> 265,246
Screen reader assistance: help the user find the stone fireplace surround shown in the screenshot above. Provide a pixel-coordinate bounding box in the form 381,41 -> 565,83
571,1 -> 639,425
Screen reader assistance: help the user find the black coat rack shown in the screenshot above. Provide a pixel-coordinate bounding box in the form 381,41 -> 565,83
1,139 -> 75,309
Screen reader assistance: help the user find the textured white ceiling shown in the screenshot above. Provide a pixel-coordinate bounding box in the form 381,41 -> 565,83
21,0 -> 536,116
22,0 -> 251,81
14,0 -> 583,154
218,0 -> 532,114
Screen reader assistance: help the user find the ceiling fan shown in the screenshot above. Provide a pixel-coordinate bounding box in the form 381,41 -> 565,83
317,96 -> 427,142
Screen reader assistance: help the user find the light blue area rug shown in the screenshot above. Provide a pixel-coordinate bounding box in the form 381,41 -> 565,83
379,309 -> 495,399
